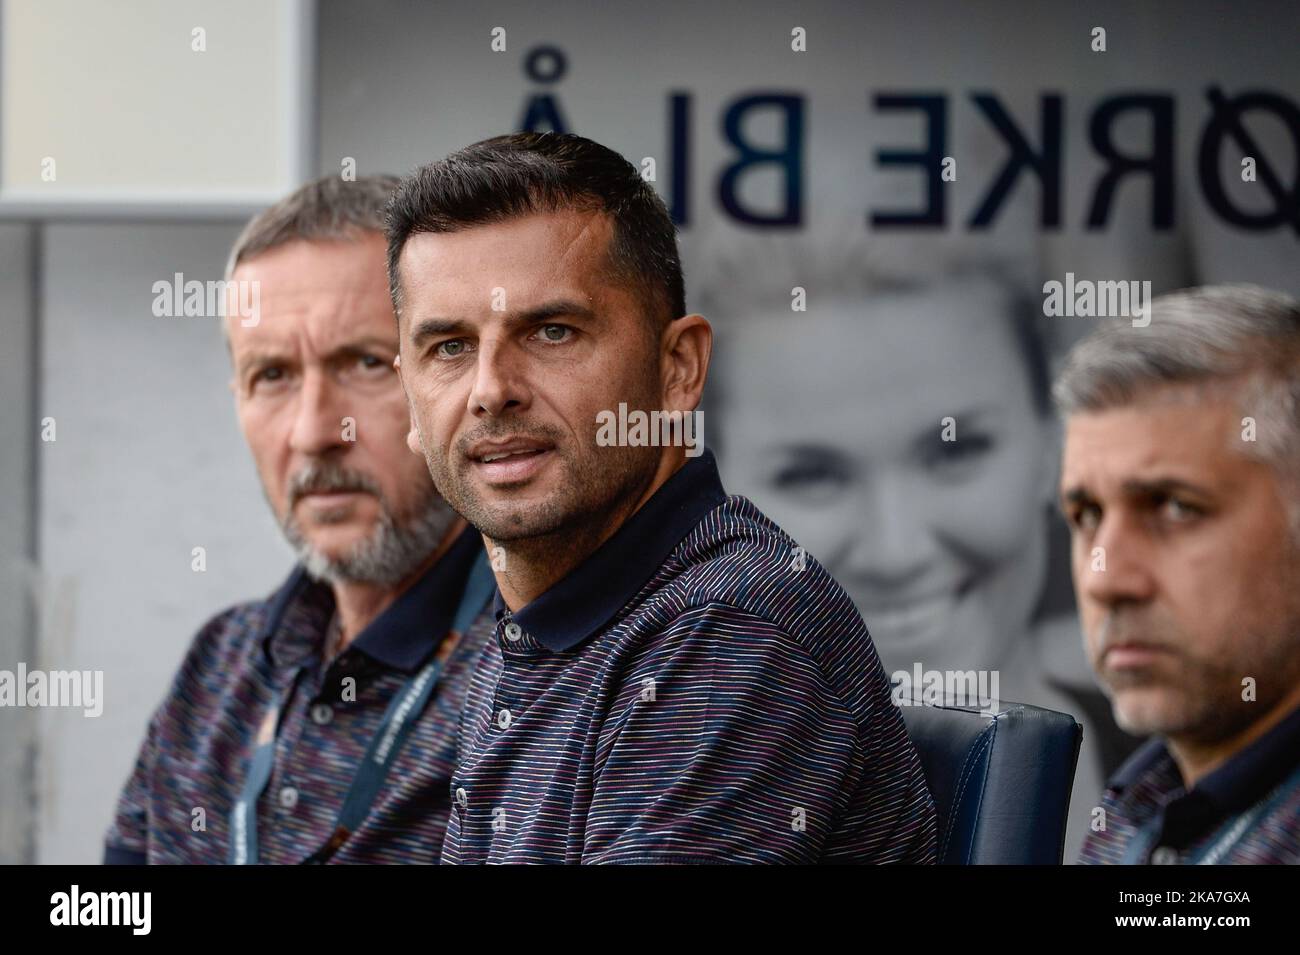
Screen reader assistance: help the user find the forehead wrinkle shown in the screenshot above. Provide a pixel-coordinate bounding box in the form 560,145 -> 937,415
1061,420 -> 1248,507
547,210 -> 614,298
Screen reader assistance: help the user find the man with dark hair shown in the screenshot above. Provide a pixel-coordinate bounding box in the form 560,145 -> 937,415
105,174 -> 497,864
1057,285 -> 1300,864
388,132 -> 937,863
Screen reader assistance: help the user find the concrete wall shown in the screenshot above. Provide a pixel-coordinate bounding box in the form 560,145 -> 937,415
0,223 -> 37,863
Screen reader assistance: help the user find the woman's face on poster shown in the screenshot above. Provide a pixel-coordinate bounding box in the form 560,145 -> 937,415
720,278 -> 1055,673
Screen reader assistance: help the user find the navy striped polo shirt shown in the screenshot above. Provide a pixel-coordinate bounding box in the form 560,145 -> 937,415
442,449 -> 938,864
105,524 -> 495,864
1079,701 -> 1300,864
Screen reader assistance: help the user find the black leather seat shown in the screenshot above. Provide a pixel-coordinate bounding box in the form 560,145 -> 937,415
899,699 -> 1082,864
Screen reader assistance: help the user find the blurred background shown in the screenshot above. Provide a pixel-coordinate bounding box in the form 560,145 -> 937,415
1,0 -> 1296,862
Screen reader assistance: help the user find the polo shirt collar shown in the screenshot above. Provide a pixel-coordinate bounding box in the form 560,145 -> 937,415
496,448 -> 727,652
261,522 -> 483,673
1106,701 -> 1300,815
1195,701 -> 1300,812
259,567 -> 330,672
1106,737 -> 1169,792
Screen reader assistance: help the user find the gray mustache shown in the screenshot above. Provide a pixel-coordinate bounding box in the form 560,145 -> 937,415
288,463 -> 381,503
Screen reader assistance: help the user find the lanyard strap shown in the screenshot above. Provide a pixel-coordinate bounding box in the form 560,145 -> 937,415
300,654 -> 448,864
229,670 -> 303,865
230,552 -> 497,865
1190,762 -> 1300,864
1120,761 -> 1300,865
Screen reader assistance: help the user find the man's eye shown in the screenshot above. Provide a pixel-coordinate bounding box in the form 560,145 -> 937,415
436,340 -> 471,359
1069,504 -> 1101,533
536,324 -> 571,343
358,354 -> 385,370
1161,498 -> 1201,523
252,366 -> 285,386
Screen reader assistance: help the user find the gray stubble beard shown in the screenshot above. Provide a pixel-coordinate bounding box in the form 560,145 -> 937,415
279,464 -> 458,587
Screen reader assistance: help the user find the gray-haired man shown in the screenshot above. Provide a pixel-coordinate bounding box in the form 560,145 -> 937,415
1055,285 -> 1300,864
105,175 -> 495,864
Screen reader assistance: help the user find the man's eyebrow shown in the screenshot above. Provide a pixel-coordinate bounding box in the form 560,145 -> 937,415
234,335 -> 395,369
233,348 -> 289,373
409,318 -> 469,348
1059,487 -> 1093,509
408,299 -> 598,348
1119,477 -> 1215,499
516,299 -> 597,325
1058,477 -> 1215,509
326,335 -> 397,358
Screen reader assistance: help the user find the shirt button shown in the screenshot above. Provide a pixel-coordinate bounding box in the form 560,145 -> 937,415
497,708 -> 512,729
1151,846 -> 1180,865
504,622 -> 523,642
455,787 -> 468,808
310,703 -> 334,725
278,786 -> 299,810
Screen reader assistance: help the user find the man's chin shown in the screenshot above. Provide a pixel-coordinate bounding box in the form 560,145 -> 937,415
1111,702 -> 1169,738
292,526 -> 379,561
470,513 -> 564,544
449,494 -> 568,542
295,538 -> 378,584
1109,684 -> 1205,738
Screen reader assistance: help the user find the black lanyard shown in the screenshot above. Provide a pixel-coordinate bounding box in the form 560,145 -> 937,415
229,552 -> 496,865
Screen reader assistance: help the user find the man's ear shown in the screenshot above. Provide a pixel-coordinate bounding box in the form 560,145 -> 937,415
394,353 -> 424,456
661,314 -> 712,411
404,402 -> 423,457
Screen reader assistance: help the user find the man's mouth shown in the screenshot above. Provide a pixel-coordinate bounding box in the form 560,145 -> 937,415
295,488 -> 370,510
480,450 -> 539,463
467,439 -> 555,485
1102,643 -> 1172,670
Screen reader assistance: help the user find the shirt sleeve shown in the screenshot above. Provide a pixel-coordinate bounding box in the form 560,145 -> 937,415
101,604 -> 243,865
102,711 -> 158,864
581,602 -> 864,864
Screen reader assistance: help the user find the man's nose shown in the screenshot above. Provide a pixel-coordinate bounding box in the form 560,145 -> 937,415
289,369 -> 349,456
468,337 -> 530,418
1079,511 -> 1157,608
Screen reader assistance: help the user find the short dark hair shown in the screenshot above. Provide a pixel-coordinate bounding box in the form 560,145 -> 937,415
384,132 -> 685,332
